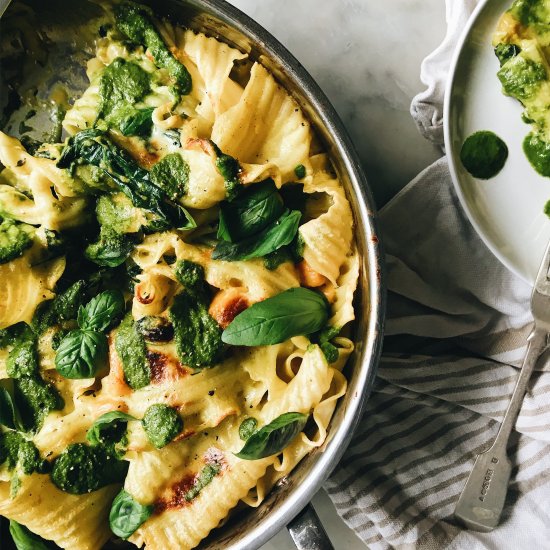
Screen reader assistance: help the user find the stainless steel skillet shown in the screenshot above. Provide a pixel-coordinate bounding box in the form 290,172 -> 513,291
0,0 -> 385,548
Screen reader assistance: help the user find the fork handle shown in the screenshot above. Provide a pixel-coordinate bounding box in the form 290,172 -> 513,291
454,327 -> 547,531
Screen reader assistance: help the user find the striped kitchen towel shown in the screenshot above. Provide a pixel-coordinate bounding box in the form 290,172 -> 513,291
325,1 -> 550,548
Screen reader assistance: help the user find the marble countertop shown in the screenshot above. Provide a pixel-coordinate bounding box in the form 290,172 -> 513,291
225,0 -> 447,548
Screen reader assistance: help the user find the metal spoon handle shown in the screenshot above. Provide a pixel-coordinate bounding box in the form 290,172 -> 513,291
454,328 -> 547,532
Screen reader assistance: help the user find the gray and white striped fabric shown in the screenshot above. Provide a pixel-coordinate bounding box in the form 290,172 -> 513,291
325,1 -> 550,548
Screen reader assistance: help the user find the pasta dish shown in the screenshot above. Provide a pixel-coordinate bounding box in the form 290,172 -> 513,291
0,2 -> 359,548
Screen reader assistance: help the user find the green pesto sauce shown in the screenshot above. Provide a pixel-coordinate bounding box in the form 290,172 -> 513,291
238,417 -> 258,441
173,259 -> 205,291
0,219 -> 33,265
509,0 -> 550,26
544,199 -> 550,218
523,132 -> 550,177
0,323 -> 28,350
99,58 -> 151,127
184,463 -> 220,502
87,193 -> 137,267
0,431 -> 48,475
50,443 -> 128,494
33,280 -> 89,334
115,314 -> 150,390
119,106 -> 155,138
85,228 -> 134,268
141,403 -> 182,449
150,153 -> 190,200
460,131 -> 508,179
14,376 -> 64,433
96,193 -> 137,235
215,151 -> 242,201
114,2 -> 192,95
494,43 -> 521,67
7,338 -> 38,378
497,55 -> 546,101
169,293 -> 224,369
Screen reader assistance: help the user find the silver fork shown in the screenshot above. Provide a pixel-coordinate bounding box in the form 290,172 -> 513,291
454,241 -> 550,532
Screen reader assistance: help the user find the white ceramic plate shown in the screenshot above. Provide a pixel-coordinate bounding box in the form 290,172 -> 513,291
445,0 -> 550,285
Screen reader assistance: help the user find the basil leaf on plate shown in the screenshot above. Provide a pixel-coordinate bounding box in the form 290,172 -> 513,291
86,411 -> 137,446
222,287 -> 328,346
9,520 -> 56,550
235,412 -> 308,460
217,180 -> 284,242
212,210 -> 301,262
109,489 -> 153,539
77,290 -> 125,332
55,330 -> 107,379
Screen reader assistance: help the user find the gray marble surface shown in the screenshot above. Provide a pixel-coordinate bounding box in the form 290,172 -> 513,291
224,1 -> 447,548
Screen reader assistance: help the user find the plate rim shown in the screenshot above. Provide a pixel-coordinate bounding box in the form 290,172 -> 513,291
443,0 -> 535,286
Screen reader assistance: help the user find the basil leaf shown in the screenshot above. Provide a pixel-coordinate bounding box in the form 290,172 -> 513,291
86,411 -> 136,446
235,412 -> 308,460
55,330 -> 107,379
222,287 -> 328,346
238,417 -> 258,441
9,520 -> 56,550
119,107 -> 155,137
0,387 -> 17,429
109,489 -> 153,539
212,210 -> 301,261
217,180 -> 284,242
77,290 -> 125,332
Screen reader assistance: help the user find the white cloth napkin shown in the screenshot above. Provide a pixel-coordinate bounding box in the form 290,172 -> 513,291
325,1 -> 550,548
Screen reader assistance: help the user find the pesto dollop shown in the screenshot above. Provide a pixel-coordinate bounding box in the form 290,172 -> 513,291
523,132 -> 550,177
460,131 -> 508,179
150,153 -> 190,200
169,292 -> 224,369
114,2 -> 191,95
99,58 -> 152,132
142,403 -> 182,448
115,314 -> 150,390
14,376 -> 64,432
0,431 -> 48,475
51,443 -> 128,494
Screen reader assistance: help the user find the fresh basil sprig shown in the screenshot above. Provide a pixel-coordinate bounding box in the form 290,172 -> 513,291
55,330 -> 107,379
109,489 -> 154,539
212,210 -> 301,262
77,290 -> 125,332
86,411 -> 137,446
235,412 -> 308,460
222,287 -> 328,346
217,180 -> 285,242
9,520 -> 56,550
55,291 -> 124,379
